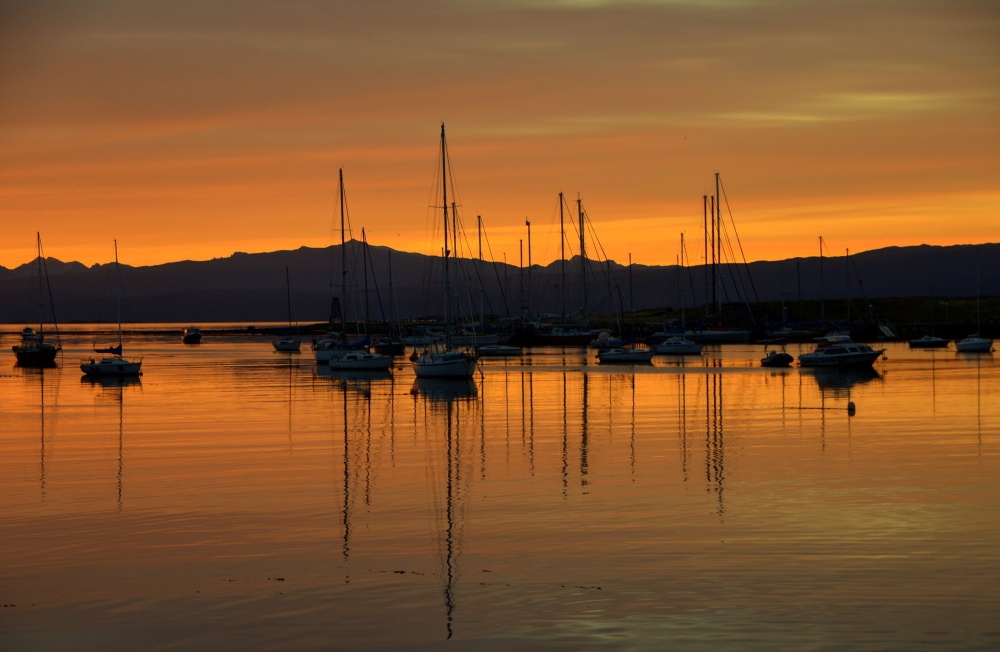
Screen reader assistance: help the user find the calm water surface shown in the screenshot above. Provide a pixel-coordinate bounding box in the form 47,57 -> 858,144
2,331 -> 998,650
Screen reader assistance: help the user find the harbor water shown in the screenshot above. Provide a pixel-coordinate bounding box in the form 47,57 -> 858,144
2,330 -> 998,650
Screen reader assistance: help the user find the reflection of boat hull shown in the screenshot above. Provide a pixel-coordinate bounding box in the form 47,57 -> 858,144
803,366 -> 881,391
411,377 -> 477,400
81,374 -> 142,387
80,357 -> 142,376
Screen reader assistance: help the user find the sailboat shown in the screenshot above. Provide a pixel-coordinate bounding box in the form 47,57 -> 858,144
12,233 -> 62,367
315,169 -> 393,371
412,124 -> 478,379
80,241 -> 142,377
956,255 -> 993,353
273,266 -> 302,352
653,234 -> 703,356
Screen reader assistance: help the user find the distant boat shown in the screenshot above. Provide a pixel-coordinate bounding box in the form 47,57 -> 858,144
596,346 -> 654,364
182,326 -> 202,344
652,335 -> 703,356
317,170 -> 392,371
12,234 -> 61,367
412,124 -> 477,379
760,350 -> 794,368
589,331 -> 624,349
273,266 -> 301,353
908,334 -> 949,349
476,344 -> 522,357
955,256 -> 993,353
81,241 -> 142,377
798,334 -> 883,368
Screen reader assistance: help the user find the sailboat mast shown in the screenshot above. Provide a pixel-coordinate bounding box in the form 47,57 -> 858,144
441,123 -> 451,346
340,168 -> 347,338
35,232 -> 44,337
285,266 -> 293,328
578,197 -> 588,328
715,172 -> 721,318
819,236 -> 825,325
114,239 -> 122,348
559,192 -> 566,325
526,219 -> 532,320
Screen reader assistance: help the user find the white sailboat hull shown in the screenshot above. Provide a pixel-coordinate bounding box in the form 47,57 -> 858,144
956,336 -> 993,353
327,350 -> 394,370
81,356 -> 142,376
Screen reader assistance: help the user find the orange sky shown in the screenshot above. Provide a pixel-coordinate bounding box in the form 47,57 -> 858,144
1,1 -> 998,269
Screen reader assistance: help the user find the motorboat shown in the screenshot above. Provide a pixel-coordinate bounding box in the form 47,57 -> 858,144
273,336 -> 301,352
798,335 -> 883,368
596,346 -> 654,364
182,326 -> 202,344
476,344 -> 522,357
761,350 -> 794,367
13,327 -> 60,366
908,335 -> 948,348
327,348 -> 395,371
652,335 -> 703,355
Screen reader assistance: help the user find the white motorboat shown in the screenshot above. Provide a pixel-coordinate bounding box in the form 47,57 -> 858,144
475,344 -> 522,357
328,348 -> 395,371
798,335 -> 883,368
653,335 -> 703,355
596,346 -> 654,364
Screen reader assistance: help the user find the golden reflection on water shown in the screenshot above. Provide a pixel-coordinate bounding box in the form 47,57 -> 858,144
1,339 -> 998,649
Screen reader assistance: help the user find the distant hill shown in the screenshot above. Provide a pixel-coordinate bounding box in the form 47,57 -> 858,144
1,242 -> 997,325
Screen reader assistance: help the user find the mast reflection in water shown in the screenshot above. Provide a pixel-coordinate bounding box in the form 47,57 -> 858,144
0,339 -> 997,649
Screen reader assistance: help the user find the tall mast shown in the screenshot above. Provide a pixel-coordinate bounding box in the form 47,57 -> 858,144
113,239 -> 122,348
441,123 -> 451,346
526,219 -> 532,321
819,235 -> 825,326
559,192 -> 566,325
578,197 -> 588,328
339,167 -> 347,338
703,195 -> 708,314
715,172 -> 721,319
35,232 -> 44,337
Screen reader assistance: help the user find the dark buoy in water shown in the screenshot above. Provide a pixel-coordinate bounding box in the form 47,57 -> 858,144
847,401 -> 856,416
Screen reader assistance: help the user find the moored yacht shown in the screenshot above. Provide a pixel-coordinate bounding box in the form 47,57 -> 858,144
798,335 -> 883,368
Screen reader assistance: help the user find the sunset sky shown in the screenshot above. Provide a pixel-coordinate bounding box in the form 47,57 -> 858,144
2,0 -> 997,270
